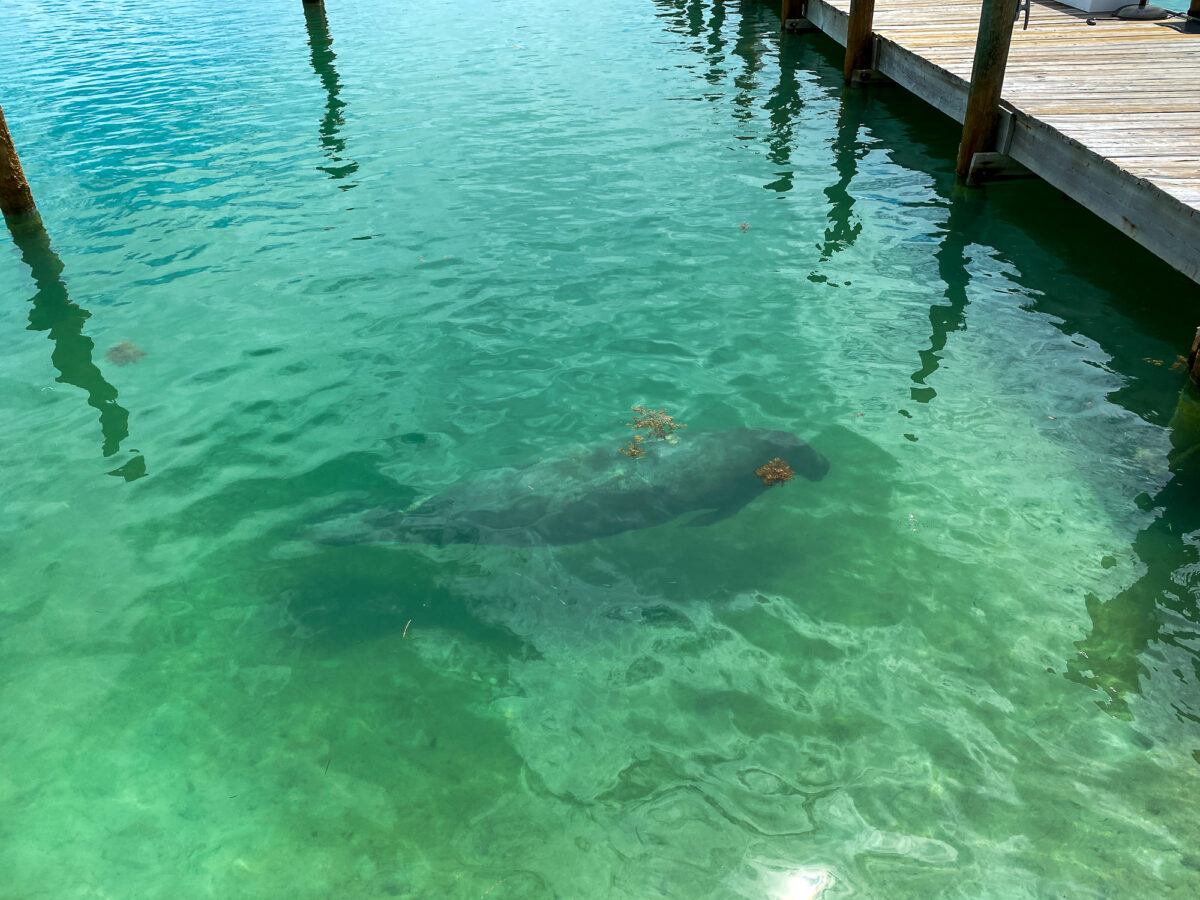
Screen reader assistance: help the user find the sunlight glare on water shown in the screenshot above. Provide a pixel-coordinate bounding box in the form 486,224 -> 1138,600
2,0 -> 1200,897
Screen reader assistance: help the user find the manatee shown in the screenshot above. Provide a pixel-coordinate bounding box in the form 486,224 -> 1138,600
317,428 -> 828,548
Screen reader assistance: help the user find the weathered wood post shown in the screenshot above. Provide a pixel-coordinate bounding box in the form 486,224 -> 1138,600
843,0 -> 877,83
1186,327 -> 1200,385
955,0 -> 1020,182
0,106 -> 36,220
781,0 -> 816,32
1188,0 -> 1200,33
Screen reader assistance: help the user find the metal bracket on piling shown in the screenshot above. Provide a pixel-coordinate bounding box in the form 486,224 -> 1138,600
843,0 -> 878,83
964,106 -> 1031,184
966,151 -> 1030,183
783,0 -> 817,32
849,36 -> 893,85
956,0 -> 1021,182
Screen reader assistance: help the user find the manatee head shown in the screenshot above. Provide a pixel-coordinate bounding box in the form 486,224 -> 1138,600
751,429 -> 830,482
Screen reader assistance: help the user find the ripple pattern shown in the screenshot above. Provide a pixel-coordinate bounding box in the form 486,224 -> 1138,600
2,1 -> 1200,897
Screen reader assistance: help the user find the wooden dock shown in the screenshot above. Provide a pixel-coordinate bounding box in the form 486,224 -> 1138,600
798,0 -> 1200,284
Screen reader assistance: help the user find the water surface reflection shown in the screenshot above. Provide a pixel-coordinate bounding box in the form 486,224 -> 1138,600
8,215 -> 145,480
303,2 -> 359,189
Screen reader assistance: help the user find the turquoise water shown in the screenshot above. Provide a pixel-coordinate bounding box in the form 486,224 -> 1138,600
3,0 -> 1200,896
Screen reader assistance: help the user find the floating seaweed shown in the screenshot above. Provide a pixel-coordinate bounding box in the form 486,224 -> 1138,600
619,439 -> 645,458
755,457 -> 795,486
619,406 -> 685,457
629,406 -> 685,442
105,340 -> 145,366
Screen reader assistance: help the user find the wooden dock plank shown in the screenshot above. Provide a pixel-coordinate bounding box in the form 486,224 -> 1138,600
804,0 -> 1200,283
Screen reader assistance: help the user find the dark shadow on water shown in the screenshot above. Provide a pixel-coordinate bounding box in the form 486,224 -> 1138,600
266,543 -> 536,659
1066,388 -> 1200,719
126,443 -> 531,655
7,214 -> 145,480
654,5 -> 1200,718
303,2 -> 359,189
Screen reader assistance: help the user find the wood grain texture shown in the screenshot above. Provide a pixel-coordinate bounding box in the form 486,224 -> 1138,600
803,0 -> 1200,282
844,0 -> 878,82
955,0 -> 1021,180
0,106 -> 36,218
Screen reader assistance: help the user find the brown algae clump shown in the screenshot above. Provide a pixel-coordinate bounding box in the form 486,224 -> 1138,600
619,406 -> 685,457
755,457 -> 794,486
629,406 -> 685,442
106,340 -> 146,366
619,439 -> 645,458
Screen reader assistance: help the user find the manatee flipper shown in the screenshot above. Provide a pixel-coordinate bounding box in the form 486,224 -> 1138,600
683,497 -> 752,528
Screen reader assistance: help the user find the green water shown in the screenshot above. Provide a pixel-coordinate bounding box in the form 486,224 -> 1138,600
3,1 -> 1200,896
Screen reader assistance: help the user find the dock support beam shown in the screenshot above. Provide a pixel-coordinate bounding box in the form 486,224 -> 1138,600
843,0 -> 877,83
956,0 -> 1019,182
0,106 -> 36,221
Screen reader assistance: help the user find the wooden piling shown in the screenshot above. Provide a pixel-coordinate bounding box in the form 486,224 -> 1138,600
797,0 -> 1200,283
842,0 -> 876,83
0,106 -> 36,219
1187,327 -> 1200,386
955,0 -> 1019,182
782,0 -> 817,32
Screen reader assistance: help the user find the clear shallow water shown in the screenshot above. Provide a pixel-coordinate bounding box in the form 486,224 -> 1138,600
3,0 -> 1200,896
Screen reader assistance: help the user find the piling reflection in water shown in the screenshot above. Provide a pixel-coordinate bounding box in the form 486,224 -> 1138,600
764,14 -> 803,194
910,188 -> 979,404
303,2 -> 359,189
8,215 -> 145,481
651,1 -> 1200,722
685,0 -> 707,40
819,85 -> 865,259
703,0 -> 728,90
730,1 -> 765,126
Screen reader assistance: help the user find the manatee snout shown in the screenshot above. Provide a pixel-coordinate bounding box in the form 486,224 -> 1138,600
792,444 -> 830,481
764,430 -> 830,481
